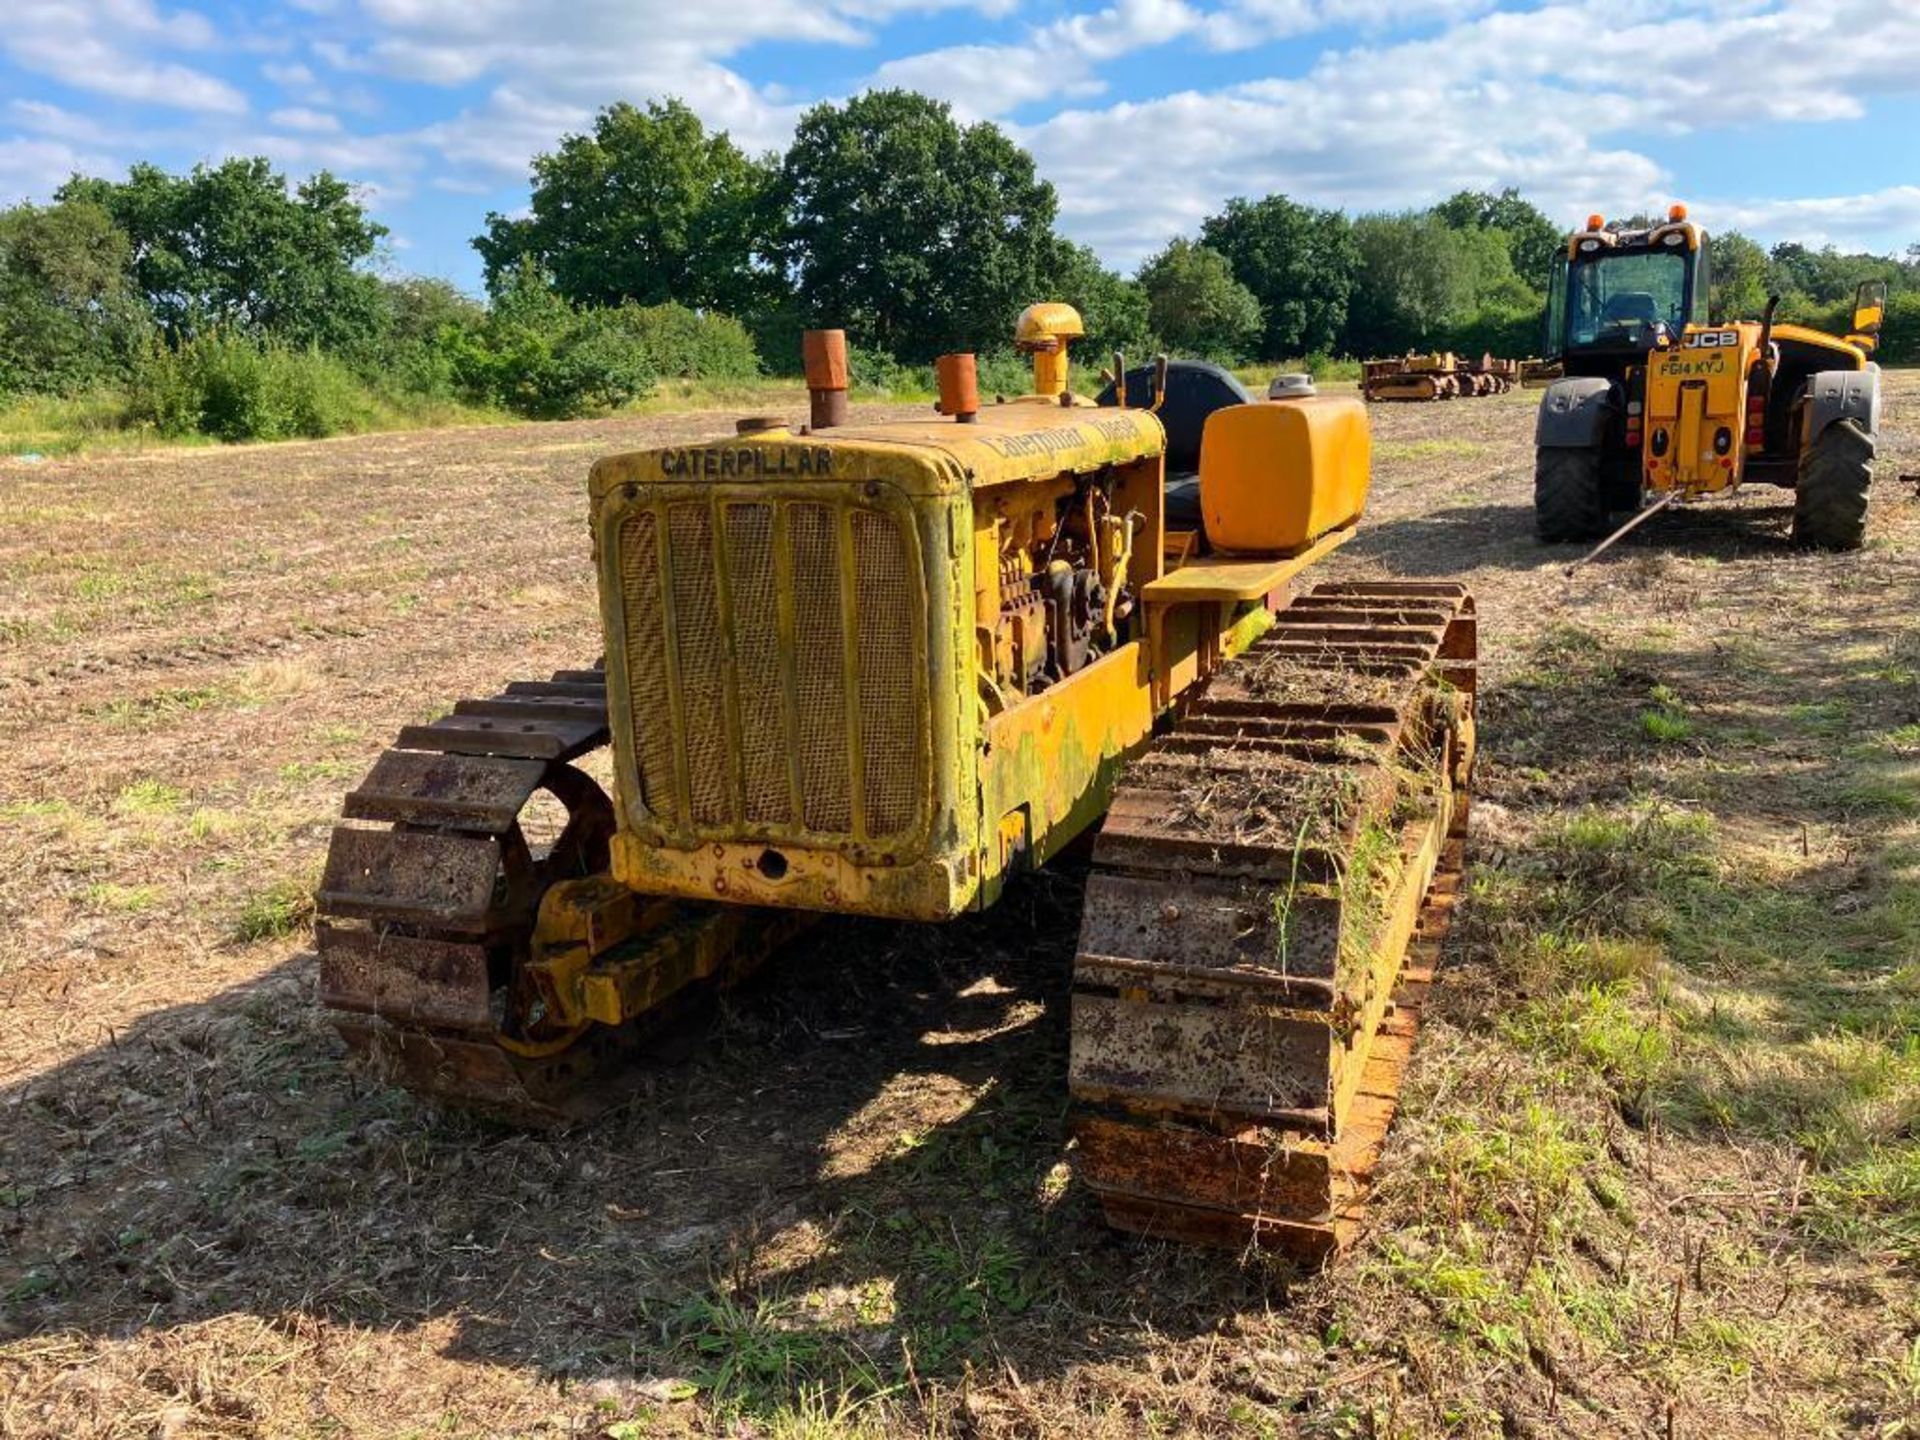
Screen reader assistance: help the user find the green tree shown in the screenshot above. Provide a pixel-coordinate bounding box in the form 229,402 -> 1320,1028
1766,242 -> 1844,304
59,159 -> 386,351
381,277 -> 486,344
1135,239 -> 1261,360
1346,212 -> 1472,356
1346,211 -> 1535,358
779,90 -> 1059,361
356,276 -> 488,401
444,262 -> 656,420
0,198 -> 151,396
1200,195 -> 1356,358
1767,240 -> 1900,314
475,100 -> 780,315
1707,231 -> 1770,321
1433,188 -> 1561,286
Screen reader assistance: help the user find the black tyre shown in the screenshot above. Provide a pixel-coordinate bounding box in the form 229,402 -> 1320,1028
1792,418 -> 1874,551
1535,445 -> 1606,542
1601,458 -> 1642,515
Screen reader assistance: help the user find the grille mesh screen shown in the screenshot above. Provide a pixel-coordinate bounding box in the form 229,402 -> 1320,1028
617,511 -> 674,813
617,496 -> 921,842
667,504 -> 728,826
723,503 -> 791,825
853,510 -> 916,837
787,504 -> 852,833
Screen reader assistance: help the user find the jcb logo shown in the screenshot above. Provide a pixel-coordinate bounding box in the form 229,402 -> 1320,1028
1683,330 -> 1740,349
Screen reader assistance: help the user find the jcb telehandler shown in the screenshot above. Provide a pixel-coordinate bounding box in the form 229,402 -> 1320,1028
1534,204 -> 1884,550
315,308 -> 1477,1259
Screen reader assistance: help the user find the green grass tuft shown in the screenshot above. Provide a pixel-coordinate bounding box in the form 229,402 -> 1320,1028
113,778 -> 187,815
234,878 -> 315,942
1639,683 -> 1695,742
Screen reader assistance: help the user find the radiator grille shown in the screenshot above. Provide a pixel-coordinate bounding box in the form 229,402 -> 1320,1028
723,504 -> 790,825
789,504 -> 851,833
617,511 -> 674,814
853,510 -> 916,837
616,496 -> 927,845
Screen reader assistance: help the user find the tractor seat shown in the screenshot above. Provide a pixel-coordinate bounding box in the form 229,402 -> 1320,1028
1601,291 -> 1660,328
1096,360 -> 1253,532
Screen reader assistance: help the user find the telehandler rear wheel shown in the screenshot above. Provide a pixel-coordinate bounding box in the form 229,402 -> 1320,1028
1535,445 -> 1606,542
1792,418 -> 1873,551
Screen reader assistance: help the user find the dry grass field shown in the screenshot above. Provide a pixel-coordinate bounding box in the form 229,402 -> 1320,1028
3,379 -> 1918,1438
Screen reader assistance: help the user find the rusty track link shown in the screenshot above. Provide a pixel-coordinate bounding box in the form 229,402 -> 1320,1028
1068,582 -> 1476,1261
314,665 -> 655,1123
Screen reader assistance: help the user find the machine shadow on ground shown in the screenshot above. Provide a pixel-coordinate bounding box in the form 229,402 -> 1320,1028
0,857 -> 1296,1408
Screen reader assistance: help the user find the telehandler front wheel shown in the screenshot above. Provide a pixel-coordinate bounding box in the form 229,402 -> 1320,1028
1534,445 -> 1606,543
1792,419 -> 1874,551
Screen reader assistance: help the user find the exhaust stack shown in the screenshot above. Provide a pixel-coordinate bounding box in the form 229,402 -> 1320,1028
935,352 -> 980,423
802,329 -> 850,430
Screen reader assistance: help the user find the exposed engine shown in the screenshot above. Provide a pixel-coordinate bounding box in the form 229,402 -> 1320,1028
977,467 -> 1138,710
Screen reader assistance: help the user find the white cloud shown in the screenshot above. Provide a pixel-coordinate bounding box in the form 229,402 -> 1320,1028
8,99 -> 117,146
310,0 -> 1026,180
1017,0 -> 1920,269
871,0 -> 1204,117
333,0 -> 1920,269
4,0 -> 247,114
0,135 -> 115,196
269,106 -> 344,133
1695,188 -> 1920,254
3,0 -> 1917,282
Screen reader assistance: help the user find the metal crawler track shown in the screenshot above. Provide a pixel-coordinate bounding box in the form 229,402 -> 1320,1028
314,665 -> 630,1122
317,666 -> 807,1124
1068,582 -> 1476,1261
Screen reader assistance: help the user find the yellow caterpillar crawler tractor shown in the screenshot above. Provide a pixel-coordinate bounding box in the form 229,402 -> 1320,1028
316,309 -> 1476,1259
1363,353 -> 1461,403
1363,352 -> 1520,402
1535,204 -> 1885,550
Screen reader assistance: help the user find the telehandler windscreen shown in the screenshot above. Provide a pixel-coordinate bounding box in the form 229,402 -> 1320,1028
1567,250 -> 1690,348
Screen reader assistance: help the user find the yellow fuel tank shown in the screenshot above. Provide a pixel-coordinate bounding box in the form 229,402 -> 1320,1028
1198,395 -> 1371,554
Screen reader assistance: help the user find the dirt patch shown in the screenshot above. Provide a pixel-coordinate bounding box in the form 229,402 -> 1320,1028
4,382 -> 1919,1436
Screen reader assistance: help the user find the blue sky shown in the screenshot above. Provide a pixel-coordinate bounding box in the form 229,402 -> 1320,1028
4,0 -> 1918,296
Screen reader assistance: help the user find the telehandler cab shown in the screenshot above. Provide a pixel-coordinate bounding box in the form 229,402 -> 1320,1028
1534,204 -> 1883,551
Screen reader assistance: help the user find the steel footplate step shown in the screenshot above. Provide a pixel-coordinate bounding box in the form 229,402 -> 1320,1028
343,751 -> 551,832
